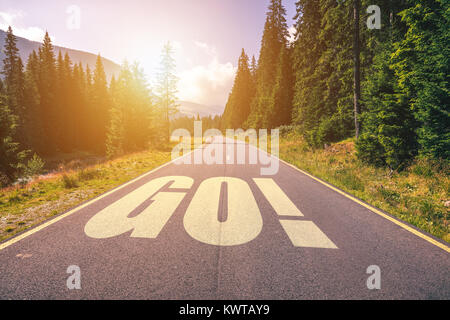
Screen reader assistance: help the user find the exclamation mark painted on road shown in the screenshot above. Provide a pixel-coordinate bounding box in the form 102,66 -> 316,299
254,178 -> 338,249
253,178 -> 304,217
278,220 -> 338,249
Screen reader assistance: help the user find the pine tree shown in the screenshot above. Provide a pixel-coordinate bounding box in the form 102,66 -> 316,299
129,62 -> 156,150
1,26 -> 20,114
55,51 -> 67,151
1,27 -> 28,144
0,27 -> 30,173
23,52 -> 42,151
0,94 -> 26,184
156,42 -> 179,141
106,62 -> 155,156
106,106 -> 124,158
37,32 -> 57,154
91,54 -> 110,153
106,115 -> 124,158
83,63 -> 97,150
292,0 -> 324,140
247,0 -> 289,129
250,55 -> 257,79
356,0 -> 418,169
269,45 -> 294,128
292,0 -> 358,146
73,63 -> 89,150
14,57 -> 27,144
357,40 -> 418,169
392,0 -> 449,159
317,0 -> 355,145
222,49 -> 256,129
62,52 -> 78,150
85,64 -> 93,90
106,73 -> 124,158
354,0 -> 362,139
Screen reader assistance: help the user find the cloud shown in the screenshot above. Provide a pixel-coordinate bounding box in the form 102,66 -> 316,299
178,58 -> 236,106
0,10 -> 48,42
178,42 -> 236,107
194,41 -> 217,57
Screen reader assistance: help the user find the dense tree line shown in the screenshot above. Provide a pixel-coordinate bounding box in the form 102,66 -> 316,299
0,27 -> 167,186
172,114 -> 222,135
222,49 -> 256,129
223,0 -> 294,130
222,0 -> 449,169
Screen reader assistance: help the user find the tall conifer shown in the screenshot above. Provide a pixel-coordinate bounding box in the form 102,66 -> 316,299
222,49 -> 256,129
247,0 -> 289,129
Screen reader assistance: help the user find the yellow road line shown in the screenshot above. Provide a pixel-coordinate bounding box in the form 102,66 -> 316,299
0,149 -> 199,251
275,157 -> 450,253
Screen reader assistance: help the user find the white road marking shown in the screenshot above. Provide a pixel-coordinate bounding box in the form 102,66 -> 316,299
84,176 -> 193,239
279,220 -> 338,249
253,178 -> 304,217
184,177 -> 263,246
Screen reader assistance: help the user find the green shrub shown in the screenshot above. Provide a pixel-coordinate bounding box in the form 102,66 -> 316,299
77,168 -> 101,181
356,134 -> 386,168
278,125 -> 298,138
62,175 -> 79,189
0,172 -> 10,188
23,154 -> 45,178
411,163 -> 434,178
306,115 -> 352,149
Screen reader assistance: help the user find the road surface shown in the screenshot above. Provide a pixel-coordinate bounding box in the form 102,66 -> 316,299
0,138 -> 449,299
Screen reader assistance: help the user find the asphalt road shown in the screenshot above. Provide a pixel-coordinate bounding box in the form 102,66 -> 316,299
0,138 -> 449,300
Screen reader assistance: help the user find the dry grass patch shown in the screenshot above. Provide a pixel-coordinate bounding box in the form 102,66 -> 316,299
278,132 -> 449,243
0,149 -> 173,242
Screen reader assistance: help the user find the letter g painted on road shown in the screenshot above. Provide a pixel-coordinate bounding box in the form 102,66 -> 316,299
84,176 -> 193,239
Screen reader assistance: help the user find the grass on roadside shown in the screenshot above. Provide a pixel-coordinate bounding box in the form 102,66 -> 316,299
0,148 -> 174,242
278,131 -> 449,243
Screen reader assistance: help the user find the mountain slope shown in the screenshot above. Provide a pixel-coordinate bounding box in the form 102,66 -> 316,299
174,101 -> 224,119
0,29 -> 120,80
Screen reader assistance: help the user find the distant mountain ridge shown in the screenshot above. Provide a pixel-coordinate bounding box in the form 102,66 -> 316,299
0,29 -> 120,80
176,101 -> 224,119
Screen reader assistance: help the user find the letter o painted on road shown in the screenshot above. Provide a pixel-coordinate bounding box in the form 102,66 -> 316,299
184,177 -> 263,246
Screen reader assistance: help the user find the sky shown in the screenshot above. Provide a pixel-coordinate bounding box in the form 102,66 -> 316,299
0,0 -> 297,107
